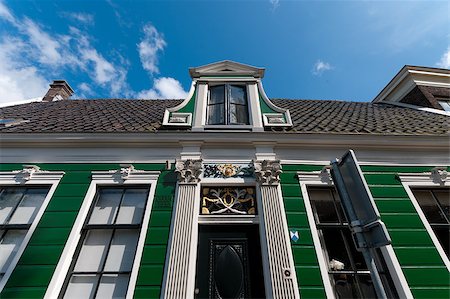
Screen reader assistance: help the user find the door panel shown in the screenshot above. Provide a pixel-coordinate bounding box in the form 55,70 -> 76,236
195,225 -> 265,299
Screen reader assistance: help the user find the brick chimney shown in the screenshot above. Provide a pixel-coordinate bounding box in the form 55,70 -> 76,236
42,80 -> 74,102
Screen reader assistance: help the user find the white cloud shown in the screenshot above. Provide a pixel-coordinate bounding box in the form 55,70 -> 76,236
64,12 -> 94,25
312,60 -> 333,76
270,0 -> 280,10
436,47 -> 450,69
138,23 -> 166,75
0,37 -> 48,103
0,2 -> 185,102
137,77 -> 188,99
22,18 -> 64,65
0,0 -> 14,23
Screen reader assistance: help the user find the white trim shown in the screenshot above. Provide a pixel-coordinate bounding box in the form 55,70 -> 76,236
384,101 -> 450,116
399,173 -> 450,271
297,172 -> 413,298
0,170 -> 64,292
373,65 -> 450,103
162,80 -> 197,127
189,60 -> 265,78
44,170 -> 160,299
0,97 -> 43,108
257,81 -> 293,128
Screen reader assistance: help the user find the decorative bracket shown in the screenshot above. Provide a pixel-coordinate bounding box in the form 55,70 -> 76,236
319,165 -> 333,184
175,159 -> 203,184
16,165 -> 42,182
254,160 -> 282,185
103,164 -> 147,181
431,167 -> 448,184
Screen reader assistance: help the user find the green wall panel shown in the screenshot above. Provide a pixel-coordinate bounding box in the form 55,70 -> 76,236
133,286 -> 161,299
410,287 -> 450,299
299,287 -> 326,299
402,267 -> 450,286
136,265 -> 164,286
0,163 -> 169,299
0,287 -> 48,299
394,247 -> 445,266
19,245 -> 64,265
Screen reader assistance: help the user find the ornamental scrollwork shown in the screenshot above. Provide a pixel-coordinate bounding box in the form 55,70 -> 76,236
175,159 -> 203,184
254,160 -> 282,185
201,187 -> 256,215
203,163 -> 254,178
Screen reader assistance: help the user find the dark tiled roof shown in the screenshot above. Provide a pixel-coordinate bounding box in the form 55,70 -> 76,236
0,98 -> 448,135
0,99 -> 182,133
273,99 -> 449,135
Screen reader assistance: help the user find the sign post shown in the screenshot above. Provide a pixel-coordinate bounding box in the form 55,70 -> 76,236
331,150 -> 391,299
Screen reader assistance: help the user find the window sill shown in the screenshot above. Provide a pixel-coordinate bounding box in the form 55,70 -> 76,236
203,124 -> 253,130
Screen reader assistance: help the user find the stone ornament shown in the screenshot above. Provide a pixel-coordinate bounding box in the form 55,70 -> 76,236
254,160 -> 282,185
431,166 -> 448,184
175,159 -> 203,183
15,165 -> 42,182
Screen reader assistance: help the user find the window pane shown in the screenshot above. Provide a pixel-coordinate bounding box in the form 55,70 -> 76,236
0,188 -> 24,224
433,227 -> 450,258
310,189 -> 340,223
321,228 -> 352,271
433,189 -> 450,219
96,274 -> 129,299
342,230 -> 367,270
229,85 -> 246,104
64,274 -> 98,299
89,189 -> 122,225
9,188 -> 47,224
207,103 -> 225,125
209,85 -> 225,104
104,229 -> 140,272
116,189 -> 147,224
413,190 -> 447,223
74,229 -> 112,272
229,104 -> 248,125
0,230 -> 26,273
356,274 -> 377,299
333,274 -> 359,299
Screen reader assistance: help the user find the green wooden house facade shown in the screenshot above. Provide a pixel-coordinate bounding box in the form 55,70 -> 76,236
0,61 -> 448,299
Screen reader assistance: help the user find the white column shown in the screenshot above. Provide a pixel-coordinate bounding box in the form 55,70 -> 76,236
256,160 -> 300,299
162,160 -> 202,299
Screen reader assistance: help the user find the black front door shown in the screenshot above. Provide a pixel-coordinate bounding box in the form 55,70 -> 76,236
194,225 -> 266,299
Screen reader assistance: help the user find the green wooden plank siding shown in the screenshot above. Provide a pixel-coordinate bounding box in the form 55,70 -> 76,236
133,169 -> 177,299
0,163 -> 170,299
281,167 -> 327,298
283,164 -> 450,299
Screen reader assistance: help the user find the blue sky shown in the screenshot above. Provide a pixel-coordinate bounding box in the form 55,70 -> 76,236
0,0 -> 448,104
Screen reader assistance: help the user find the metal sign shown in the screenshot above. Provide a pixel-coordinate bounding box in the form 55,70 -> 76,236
331,150 -> 391,249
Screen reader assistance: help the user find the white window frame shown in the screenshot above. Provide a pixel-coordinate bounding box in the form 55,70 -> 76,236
399,172 -> 450,271
0,168 -> 64,292
297,171 -> 413,299
205,83 -> 252,129
44,169 -> 160,299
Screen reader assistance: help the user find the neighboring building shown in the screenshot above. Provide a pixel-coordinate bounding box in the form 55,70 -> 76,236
0,61 -> 448,299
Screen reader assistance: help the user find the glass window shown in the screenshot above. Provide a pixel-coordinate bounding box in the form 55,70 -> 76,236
411,188 -> 450,258
0,187 -> 50,281
207,84 -> 249,125
60,187 -> 150,299
308,187 -> 398,299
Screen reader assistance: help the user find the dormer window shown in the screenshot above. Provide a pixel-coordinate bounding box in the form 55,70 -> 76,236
207,84 -> 249,125
163,60 -> 292,131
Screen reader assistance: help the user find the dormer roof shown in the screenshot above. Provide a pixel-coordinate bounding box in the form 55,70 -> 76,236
189,60 -> 265,78
372,65 -> 450,114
